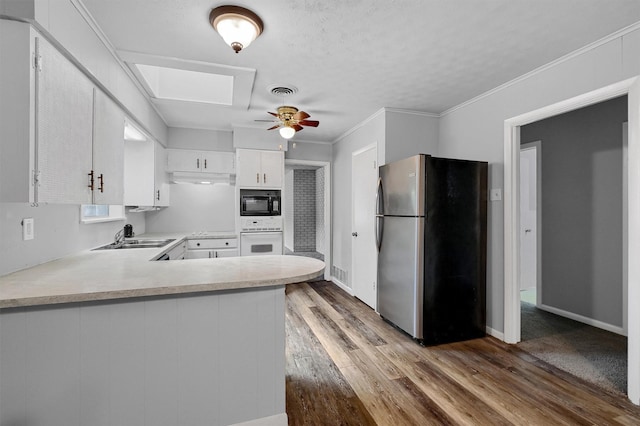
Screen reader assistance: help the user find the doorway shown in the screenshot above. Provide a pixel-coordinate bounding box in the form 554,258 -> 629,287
504,77 -> 640,403
283,159 -> 331,280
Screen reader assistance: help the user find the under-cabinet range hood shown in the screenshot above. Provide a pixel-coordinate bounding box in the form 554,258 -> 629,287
169,171 -> 235,185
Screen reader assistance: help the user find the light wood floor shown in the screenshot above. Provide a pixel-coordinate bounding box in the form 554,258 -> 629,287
285,281 -> 640,425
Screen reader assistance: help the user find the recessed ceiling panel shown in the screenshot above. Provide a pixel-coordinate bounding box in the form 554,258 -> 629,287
134,64 -> 233,105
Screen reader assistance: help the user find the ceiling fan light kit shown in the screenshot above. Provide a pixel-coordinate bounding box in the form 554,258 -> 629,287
257,105 -> 320,139
279,126 -> 296,139
209,5 -> 263,53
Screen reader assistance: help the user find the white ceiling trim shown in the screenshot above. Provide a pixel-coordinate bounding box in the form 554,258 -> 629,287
118,50 -> 256,111
332,107 -> 438,144
441,20 -> 640,117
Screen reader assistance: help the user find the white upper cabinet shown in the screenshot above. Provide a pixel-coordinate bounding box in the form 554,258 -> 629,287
92,89 -> 125,205
0,20 -> 125,205
124,137 -> 170,207
154,142 -> 170,206
236,149 -> 283,188
36,31 -> 95,204
167,149 -> 235,174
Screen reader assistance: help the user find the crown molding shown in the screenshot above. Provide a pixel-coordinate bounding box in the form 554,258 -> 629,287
441,20 -> 640,117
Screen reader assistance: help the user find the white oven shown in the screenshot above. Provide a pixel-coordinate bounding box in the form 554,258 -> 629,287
240,216 -> 283,256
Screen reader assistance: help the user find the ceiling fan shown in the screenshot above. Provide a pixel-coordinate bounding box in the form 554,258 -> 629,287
257,106 -> 319,139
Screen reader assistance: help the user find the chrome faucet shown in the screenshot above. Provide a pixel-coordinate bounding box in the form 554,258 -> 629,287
113,228 -> 125,248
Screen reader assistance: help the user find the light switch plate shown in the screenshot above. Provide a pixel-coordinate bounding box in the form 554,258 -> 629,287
490,189 -> 502,201
22,217 -> 34,240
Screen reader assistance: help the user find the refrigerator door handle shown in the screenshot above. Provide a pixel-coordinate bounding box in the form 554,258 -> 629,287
376,177 -> 384,215
375,215 -> 384,252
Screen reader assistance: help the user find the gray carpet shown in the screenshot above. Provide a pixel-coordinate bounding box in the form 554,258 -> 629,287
518,301 -> 627,394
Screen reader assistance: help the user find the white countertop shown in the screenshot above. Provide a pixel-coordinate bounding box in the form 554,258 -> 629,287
0,233 -> 325,309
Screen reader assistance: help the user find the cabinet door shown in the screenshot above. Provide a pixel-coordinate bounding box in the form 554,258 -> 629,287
213,248 -> 238,258
92,89 -> 125,205
167,149 -> 202,172
236,149 -> 262,187
201,152 -> 235,174
123,139 -> 155,206
154,142 -> 170,206
36,36 -> 93,204
260,151 -> 283,188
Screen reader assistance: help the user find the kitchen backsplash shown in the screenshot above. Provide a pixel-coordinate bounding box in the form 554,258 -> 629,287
0,203 -> 145,276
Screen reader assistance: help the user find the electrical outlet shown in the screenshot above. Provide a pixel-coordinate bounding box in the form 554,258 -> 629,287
22,217 -> 34,240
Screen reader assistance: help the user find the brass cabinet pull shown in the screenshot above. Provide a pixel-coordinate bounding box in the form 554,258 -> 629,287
88,170 -> 94,190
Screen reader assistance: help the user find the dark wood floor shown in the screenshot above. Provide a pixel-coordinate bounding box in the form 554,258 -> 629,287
285,281 -> 640,425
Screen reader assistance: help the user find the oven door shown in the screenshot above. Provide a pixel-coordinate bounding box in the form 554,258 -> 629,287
240,232 -> 283,256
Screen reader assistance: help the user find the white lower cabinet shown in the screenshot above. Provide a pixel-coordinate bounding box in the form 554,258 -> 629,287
185,238 -> 238,259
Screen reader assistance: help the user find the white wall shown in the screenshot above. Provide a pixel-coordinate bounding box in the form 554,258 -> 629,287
438,26 -> 640,333
331,111 -> 385,288
285,141 -> 332,162
0,203 -> 145,276
167,128 -> 233,151
384,110 -> 439,162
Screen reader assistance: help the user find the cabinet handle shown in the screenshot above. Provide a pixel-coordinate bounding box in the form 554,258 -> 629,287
256,173 -> 259,184
264,173 -> 266,184
98,174 -> 104,193
88,170 -> 95,191
156,190 -> 160,201
204,159 -> 207,169
197,158 -> 200,169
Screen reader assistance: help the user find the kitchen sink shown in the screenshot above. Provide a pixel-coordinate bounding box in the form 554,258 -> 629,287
93,238 -> 175,250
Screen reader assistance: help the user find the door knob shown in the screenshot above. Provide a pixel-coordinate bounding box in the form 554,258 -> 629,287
525,229 -> 532,233
352,232 -> 358,237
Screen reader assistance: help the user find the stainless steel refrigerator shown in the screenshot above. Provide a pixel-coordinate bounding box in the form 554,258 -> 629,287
376,154 -> 487,345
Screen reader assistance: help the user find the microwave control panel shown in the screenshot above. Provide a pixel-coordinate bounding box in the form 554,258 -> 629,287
241,216 -> 283,231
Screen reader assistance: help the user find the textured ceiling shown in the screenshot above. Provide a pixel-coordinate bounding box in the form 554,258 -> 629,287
81,0 -> 640,143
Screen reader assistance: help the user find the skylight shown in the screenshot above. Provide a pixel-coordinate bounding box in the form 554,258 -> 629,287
134,64 -> 234,105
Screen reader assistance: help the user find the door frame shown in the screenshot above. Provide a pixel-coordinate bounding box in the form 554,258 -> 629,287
283,159 -> 331,280
503,76 -> 640,403
351,143 -> 378,305
519,141 -> 542,305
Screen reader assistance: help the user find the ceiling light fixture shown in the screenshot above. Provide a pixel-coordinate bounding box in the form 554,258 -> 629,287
209,5 -> 263,53
279,125 -> 295,139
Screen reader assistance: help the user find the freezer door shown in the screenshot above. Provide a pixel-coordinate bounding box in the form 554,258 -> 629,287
377,216 -> 424,339
378,155 -> 425,216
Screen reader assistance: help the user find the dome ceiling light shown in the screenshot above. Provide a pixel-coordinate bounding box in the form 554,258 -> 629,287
209,5 -> 264,53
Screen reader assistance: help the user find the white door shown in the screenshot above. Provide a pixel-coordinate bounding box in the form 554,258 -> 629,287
520,144 -> 539,294
351,145 -> 377,309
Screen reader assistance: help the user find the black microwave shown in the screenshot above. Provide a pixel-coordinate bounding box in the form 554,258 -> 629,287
240,189 -> 281,216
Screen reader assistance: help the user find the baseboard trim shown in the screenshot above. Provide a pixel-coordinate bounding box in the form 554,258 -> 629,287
330,276 -> 354,296
538,304 -> 626,336
230,413 -> 287,426
486,326 -> 505,341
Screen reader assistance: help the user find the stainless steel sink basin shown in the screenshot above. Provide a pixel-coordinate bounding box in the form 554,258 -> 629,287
93,238 -> 175,250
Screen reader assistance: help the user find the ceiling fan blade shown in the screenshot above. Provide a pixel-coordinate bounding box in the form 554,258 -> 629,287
293,111 -> 310,120
298,120 -> 319,127
268,111 -> 279,117
292,124 -> 304,132
255,119 -> 278,122
267,124 -> 281,130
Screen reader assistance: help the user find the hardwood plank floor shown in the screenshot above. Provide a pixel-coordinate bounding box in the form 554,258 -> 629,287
285,281 -> 640,425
